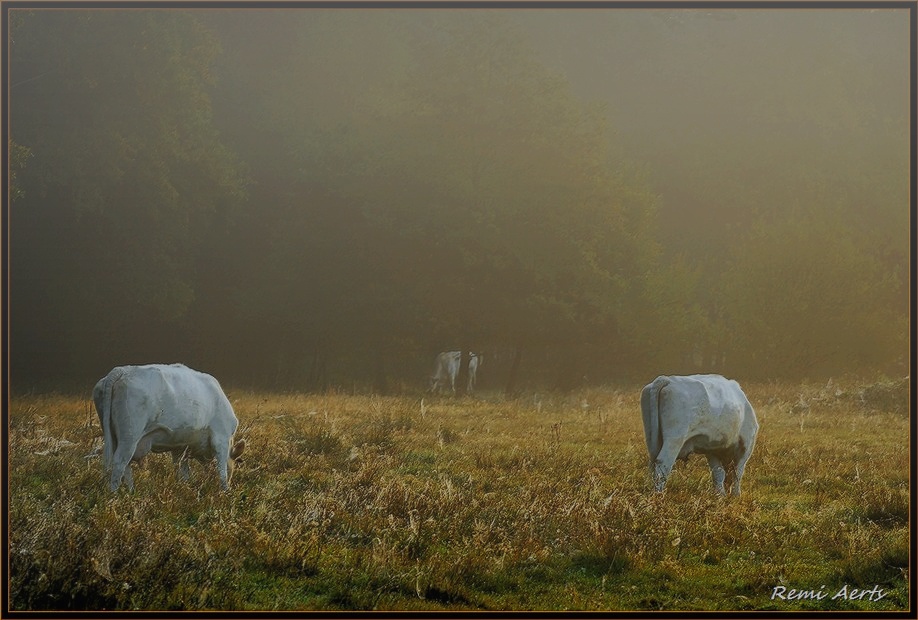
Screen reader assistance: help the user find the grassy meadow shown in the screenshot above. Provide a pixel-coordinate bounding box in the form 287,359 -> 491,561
7,377 -> 911,611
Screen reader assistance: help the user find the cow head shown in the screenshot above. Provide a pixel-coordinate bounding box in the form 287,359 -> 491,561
226,439 -> 246,485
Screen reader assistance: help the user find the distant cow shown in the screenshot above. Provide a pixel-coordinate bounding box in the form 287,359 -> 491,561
640,374 -> 758,496
428,351 -> 482,394
92,363 -> 245,492
467,353 -> 481,392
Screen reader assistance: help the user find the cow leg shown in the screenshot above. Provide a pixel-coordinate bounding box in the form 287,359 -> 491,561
171,449 -> 191,481
212,439 -> 232,491
727,428 -> 758,496
110,442 -> 139,492
731,445 -> 754,496
705,454 -> 727,496
731,464 -> 745,496
652,439 -> 684,492
180,457 -> 191,481
215,457 -> 230,490
122,464 -> 135,491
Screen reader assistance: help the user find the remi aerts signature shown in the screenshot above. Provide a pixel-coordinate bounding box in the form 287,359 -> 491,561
771,585 -> 887,603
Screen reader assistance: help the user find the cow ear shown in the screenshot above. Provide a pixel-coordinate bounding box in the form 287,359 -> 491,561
231,439 -> 246,459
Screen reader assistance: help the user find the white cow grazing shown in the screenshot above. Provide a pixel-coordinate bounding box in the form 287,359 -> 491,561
467,353 -> 481,392
640,374 -> 758,496
92,363 -> 245,492
429,351 -> 460,393
428,351 -> 482,394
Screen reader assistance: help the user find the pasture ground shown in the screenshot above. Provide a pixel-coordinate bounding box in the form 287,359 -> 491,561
7,377 -> 911,611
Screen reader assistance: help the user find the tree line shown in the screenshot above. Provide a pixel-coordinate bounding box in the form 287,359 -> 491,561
9,10 -> 908,392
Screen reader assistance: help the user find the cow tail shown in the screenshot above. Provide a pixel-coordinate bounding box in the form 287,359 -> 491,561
98,369 -> 122,471
641,376 -> 667,462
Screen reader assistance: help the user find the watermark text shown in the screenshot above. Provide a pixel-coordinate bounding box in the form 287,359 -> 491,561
771,584 -> 887,603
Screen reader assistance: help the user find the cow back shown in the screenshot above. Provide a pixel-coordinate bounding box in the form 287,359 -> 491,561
96,364 -> 238,452
129,364 -> 237,435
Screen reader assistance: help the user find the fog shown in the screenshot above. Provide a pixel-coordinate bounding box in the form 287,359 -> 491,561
7,7 -> 911,392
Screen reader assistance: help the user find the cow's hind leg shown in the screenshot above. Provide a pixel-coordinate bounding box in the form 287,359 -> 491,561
652,439 -> 684,492
731,445 -> 754,496
110,442 -> 139,491
705,454 -> 727,496
122,464 -> 135,491
212,438 -> 232,491
171,449 -> 192,481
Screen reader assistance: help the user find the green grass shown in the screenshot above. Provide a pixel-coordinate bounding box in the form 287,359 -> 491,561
8,378 -> 910,611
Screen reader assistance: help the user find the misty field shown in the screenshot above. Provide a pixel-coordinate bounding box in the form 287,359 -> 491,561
8,377 -> 910,611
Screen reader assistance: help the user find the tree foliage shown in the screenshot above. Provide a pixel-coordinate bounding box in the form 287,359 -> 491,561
10,10 -> 248,382
7,9 -> 908,391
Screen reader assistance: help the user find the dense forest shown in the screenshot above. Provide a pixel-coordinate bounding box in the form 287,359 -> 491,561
7,8 -> 910,392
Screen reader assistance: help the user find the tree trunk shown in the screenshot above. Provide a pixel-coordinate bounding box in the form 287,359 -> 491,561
504,347 -> 522,396
373,351 -> 388,395
307,348 -> 327,392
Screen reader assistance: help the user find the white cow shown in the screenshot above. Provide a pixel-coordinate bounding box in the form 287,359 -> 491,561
428,351 -> 482,394
92,363 -> 245,492
467,353 -> 481,392
640,374 -> 758,496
